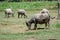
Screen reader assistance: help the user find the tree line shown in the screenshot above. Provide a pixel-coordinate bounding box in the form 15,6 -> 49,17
0,0 -> 57,2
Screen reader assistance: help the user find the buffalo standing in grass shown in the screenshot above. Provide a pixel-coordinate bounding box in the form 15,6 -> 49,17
26,9 -> 50,30
5,8 -> 14,18
17,9 -> 27,18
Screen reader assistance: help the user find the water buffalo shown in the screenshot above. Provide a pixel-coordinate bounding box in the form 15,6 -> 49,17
5,8 -> 14,18
17,9 -> 27,18
26,12 -> 50,30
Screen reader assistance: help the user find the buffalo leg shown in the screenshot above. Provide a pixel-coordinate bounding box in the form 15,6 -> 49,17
47,22 -> 50,29
28,24 -> 31,30
34,23 -> 37,30
24,14 -> 25,18
7,14 -> 10,18
24,14 -> 27,18
45,23 -> 48,29
45,23 -> 47,27
18,14 -> 20,18
21,15 -> 22,18
28,26 -> 31,30
24,16 -> 25,18
12,13 -> 14,17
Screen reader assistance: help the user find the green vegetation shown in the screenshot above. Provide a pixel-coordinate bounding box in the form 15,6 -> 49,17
0,0 -> 57,2
0,1 -> 58,11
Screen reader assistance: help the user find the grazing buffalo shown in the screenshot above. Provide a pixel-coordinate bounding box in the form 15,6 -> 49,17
5,8 -> 14,18
17,9 -> 27,18
26,12 -> 50,30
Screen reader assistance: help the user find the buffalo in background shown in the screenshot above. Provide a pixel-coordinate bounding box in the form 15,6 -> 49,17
17,9 -> 27,18
5,8 -> 14,18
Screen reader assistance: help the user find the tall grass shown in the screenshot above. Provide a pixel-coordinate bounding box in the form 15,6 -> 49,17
0,1 -> 58,11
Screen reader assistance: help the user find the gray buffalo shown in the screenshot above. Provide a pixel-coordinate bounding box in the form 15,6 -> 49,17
17,9 -> 27,18
26,12 -> 50,30
5,8 -> 14,18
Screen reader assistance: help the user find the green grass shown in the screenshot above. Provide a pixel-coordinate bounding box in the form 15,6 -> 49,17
0,29 -> 60,40
0,1 -> 60,40
0,1 -> 58,11
55,23 -> 60,28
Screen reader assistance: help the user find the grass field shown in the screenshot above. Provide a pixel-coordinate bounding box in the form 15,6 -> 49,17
0,1 -> 57,11
0,1 -> 60,40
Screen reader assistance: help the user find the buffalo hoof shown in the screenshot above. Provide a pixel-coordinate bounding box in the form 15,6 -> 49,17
33,28 -> 37,30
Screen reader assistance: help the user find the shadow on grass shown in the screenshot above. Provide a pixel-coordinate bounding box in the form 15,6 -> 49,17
37,28 -> 45,30
26,28 -> 49,31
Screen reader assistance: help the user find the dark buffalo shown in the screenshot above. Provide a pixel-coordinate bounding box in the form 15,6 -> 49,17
26,12 -> 50,30
17,9 -> 27,18
5,8 -> 14,18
